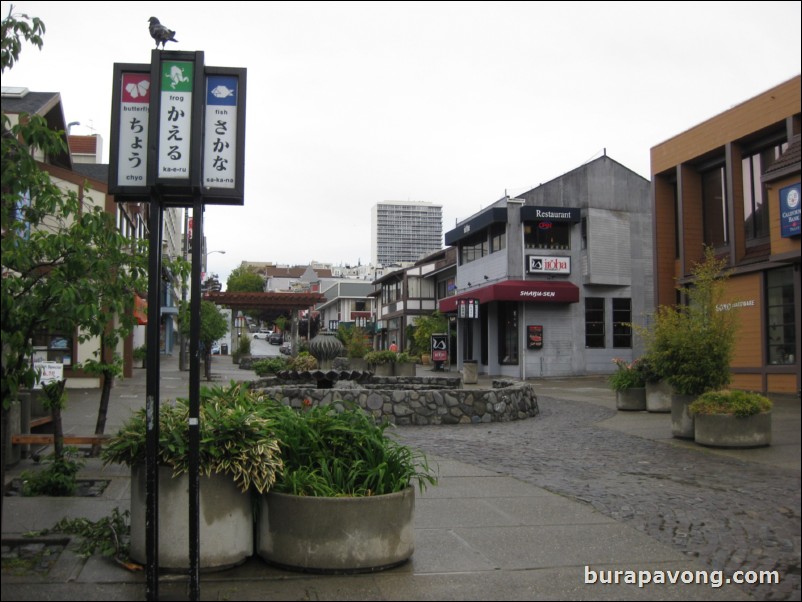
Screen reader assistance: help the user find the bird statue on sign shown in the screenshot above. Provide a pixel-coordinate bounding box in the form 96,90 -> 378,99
148,17 -> 178,49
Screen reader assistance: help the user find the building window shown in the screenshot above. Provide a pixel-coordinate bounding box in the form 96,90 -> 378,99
742,143 -> 786,243
524,221 -> 570,250
460,231 -> 488,264
585,297 -> 605,348
612,298 -> 632,348
490,223 -> 506,253
32,331 -> 73,366
438,277 -> 456,299
497,302 -> 518,365
702,166 -> 727,248
766,267 -> 796,365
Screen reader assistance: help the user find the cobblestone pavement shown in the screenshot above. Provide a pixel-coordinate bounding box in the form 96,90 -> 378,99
392,395 -> 802,602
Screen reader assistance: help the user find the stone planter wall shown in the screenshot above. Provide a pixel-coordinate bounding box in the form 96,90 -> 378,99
255,380 -> 539,425
258,487 -> 415,572
694,412 -> 772,448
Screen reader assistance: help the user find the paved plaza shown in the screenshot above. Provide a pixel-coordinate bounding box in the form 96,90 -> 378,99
1,355 -> 799,601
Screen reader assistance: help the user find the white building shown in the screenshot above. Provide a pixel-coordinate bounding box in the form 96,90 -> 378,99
371,201 -> 443,267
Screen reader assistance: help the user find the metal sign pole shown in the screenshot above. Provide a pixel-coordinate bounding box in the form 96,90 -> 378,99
188,197 -> 203,599
145,196 -> 163,601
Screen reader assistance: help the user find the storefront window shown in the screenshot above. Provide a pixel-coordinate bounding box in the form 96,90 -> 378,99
742,143 -> 786,243
460,231 -> 488,264
498,302 -> 518,364
490,223 -> 506,253
766,267 -> 796,365
585,298 -> 605,348
32,331 -> 73,366
612,298 -> 632,348
524,221 -> 570,250
702,166 -> 727,248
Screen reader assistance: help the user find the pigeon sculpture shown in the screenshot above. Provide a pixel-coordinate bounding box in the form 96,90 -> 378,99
148,17 -> 178,49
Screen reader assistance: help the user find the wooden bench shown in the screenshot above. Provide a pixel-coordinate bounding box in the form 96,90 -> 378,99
29,415 -> 54,429
11,434 -> 110,446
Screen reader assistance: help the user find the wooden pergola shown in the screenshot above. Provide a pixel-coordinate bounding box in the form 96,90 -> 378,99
204,291 -> 325,311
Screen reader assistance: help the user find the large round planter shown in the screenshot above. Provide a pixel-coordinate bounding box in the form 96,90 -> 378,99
615,388 -> 646,411
130,465 -> 253,572
694,412 -> 771,448
671,393 -> 696,439
645,380 -> 672,413
258,487 -> 415,573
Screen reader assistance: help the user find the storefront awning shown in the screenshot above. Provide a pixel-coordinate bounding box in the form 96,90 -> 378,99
439,279 -> 580,313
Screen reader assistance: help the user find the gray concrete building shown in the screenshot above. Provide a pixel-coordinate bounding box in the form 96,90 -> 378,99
441,154 -> 652,380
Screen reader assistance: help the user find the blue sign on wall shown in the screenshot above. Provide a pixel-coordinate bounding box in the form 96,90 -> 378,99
780,182 -> 801,238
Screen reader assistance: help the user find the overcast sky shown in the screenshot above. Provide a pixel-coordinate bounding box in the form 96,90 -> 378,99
3,1 -> 801,286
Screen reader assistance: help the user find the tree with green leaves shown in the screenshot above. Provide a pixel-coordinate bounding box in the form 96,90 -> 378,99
2,6 -> 148,499
179,300 -> 229,380
226,265 -> 264,293
411,311 -> 448,357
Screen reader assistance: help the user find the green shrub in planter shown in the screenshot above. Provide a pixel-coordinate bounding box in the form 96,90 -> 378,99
364,350 -> 397,366
253,356 -> 289,376
269,402 -> 437,497
287,351 -> 318,371
608,358 -> 646,391
689,390 -> 772,418
102,382 -> 283,493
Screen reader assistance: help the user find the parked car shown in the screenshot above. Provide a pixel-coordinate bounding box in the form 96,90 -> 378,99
279,342 -> 292,355
211,342 -> 221,355
253,329 -> 273,340
269,332 -> 283,345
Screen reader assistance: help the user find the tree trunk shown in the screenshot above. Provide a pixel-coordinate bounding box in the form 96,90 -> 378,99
48,380 -> 67,461
92,369 -> 114,456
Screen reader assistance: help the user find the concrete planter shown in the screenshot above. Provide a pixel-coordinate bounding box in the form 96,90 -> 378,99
694,412 -> 771,448
645,380 -> 672,413
372,363 -> 393,377
671,393 -> 696,439
130,466 -> 253,572
258,487 -> 415,572
615,388 -> 646,411
393,362 -> 416,377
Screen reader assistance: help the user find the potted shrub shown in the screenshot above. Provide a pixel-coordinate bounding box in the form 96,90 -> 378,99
102,383 -> 283,571
638,354 -> 671,413
257,402 -> 437,572
364,350 -> 396,377
133,345 -> 147,369
689,390 -> 772,448
394,351 -> 416,377
608,358 -> 646,411
645,249 -> 738,438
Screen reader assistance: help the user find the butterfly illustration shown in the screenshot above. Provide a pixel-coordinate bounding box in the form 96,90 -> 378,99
125,79 -> 150,99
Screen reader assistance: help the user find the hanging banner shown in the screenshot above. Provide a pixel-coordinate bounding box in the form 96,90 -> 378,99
780,183 -> 801,238
157,59 -> 194,179
203,67 -> 246,205
109,64 -> 151,199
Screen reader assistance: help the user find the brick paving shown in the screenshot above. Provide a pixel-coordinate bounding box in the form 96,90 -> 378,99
392,395 -> 802,601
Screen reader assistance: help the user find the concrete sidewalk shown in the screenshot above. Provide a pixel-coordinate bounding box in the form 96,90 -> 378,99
2,354 -> 798,600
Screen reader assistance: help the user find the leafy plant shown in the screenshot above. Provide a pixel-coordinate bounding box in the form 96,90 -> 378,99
607,358 -> 646,392
689,390 -> 772,418
395,352 -> 413,364
269,402 -> 437,497
28,508 -> 131,563
102,382 -> 283,493
337,325 -> 370,359
133,345 -> 147,363
641,248 -> 739,396
364,350 -> 397,365
286,351 -> 318,371
411,311 -> 448,356
20,447 -> 84,496
252,356 -> 289,376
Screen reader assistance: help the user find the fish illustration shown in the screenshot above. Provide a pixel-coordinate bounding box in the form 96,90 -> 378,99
211,85 -> 235,99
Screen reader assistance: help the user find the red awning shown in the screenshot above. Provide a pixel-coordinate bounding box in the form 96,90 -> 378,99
439,280 -> 580,313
